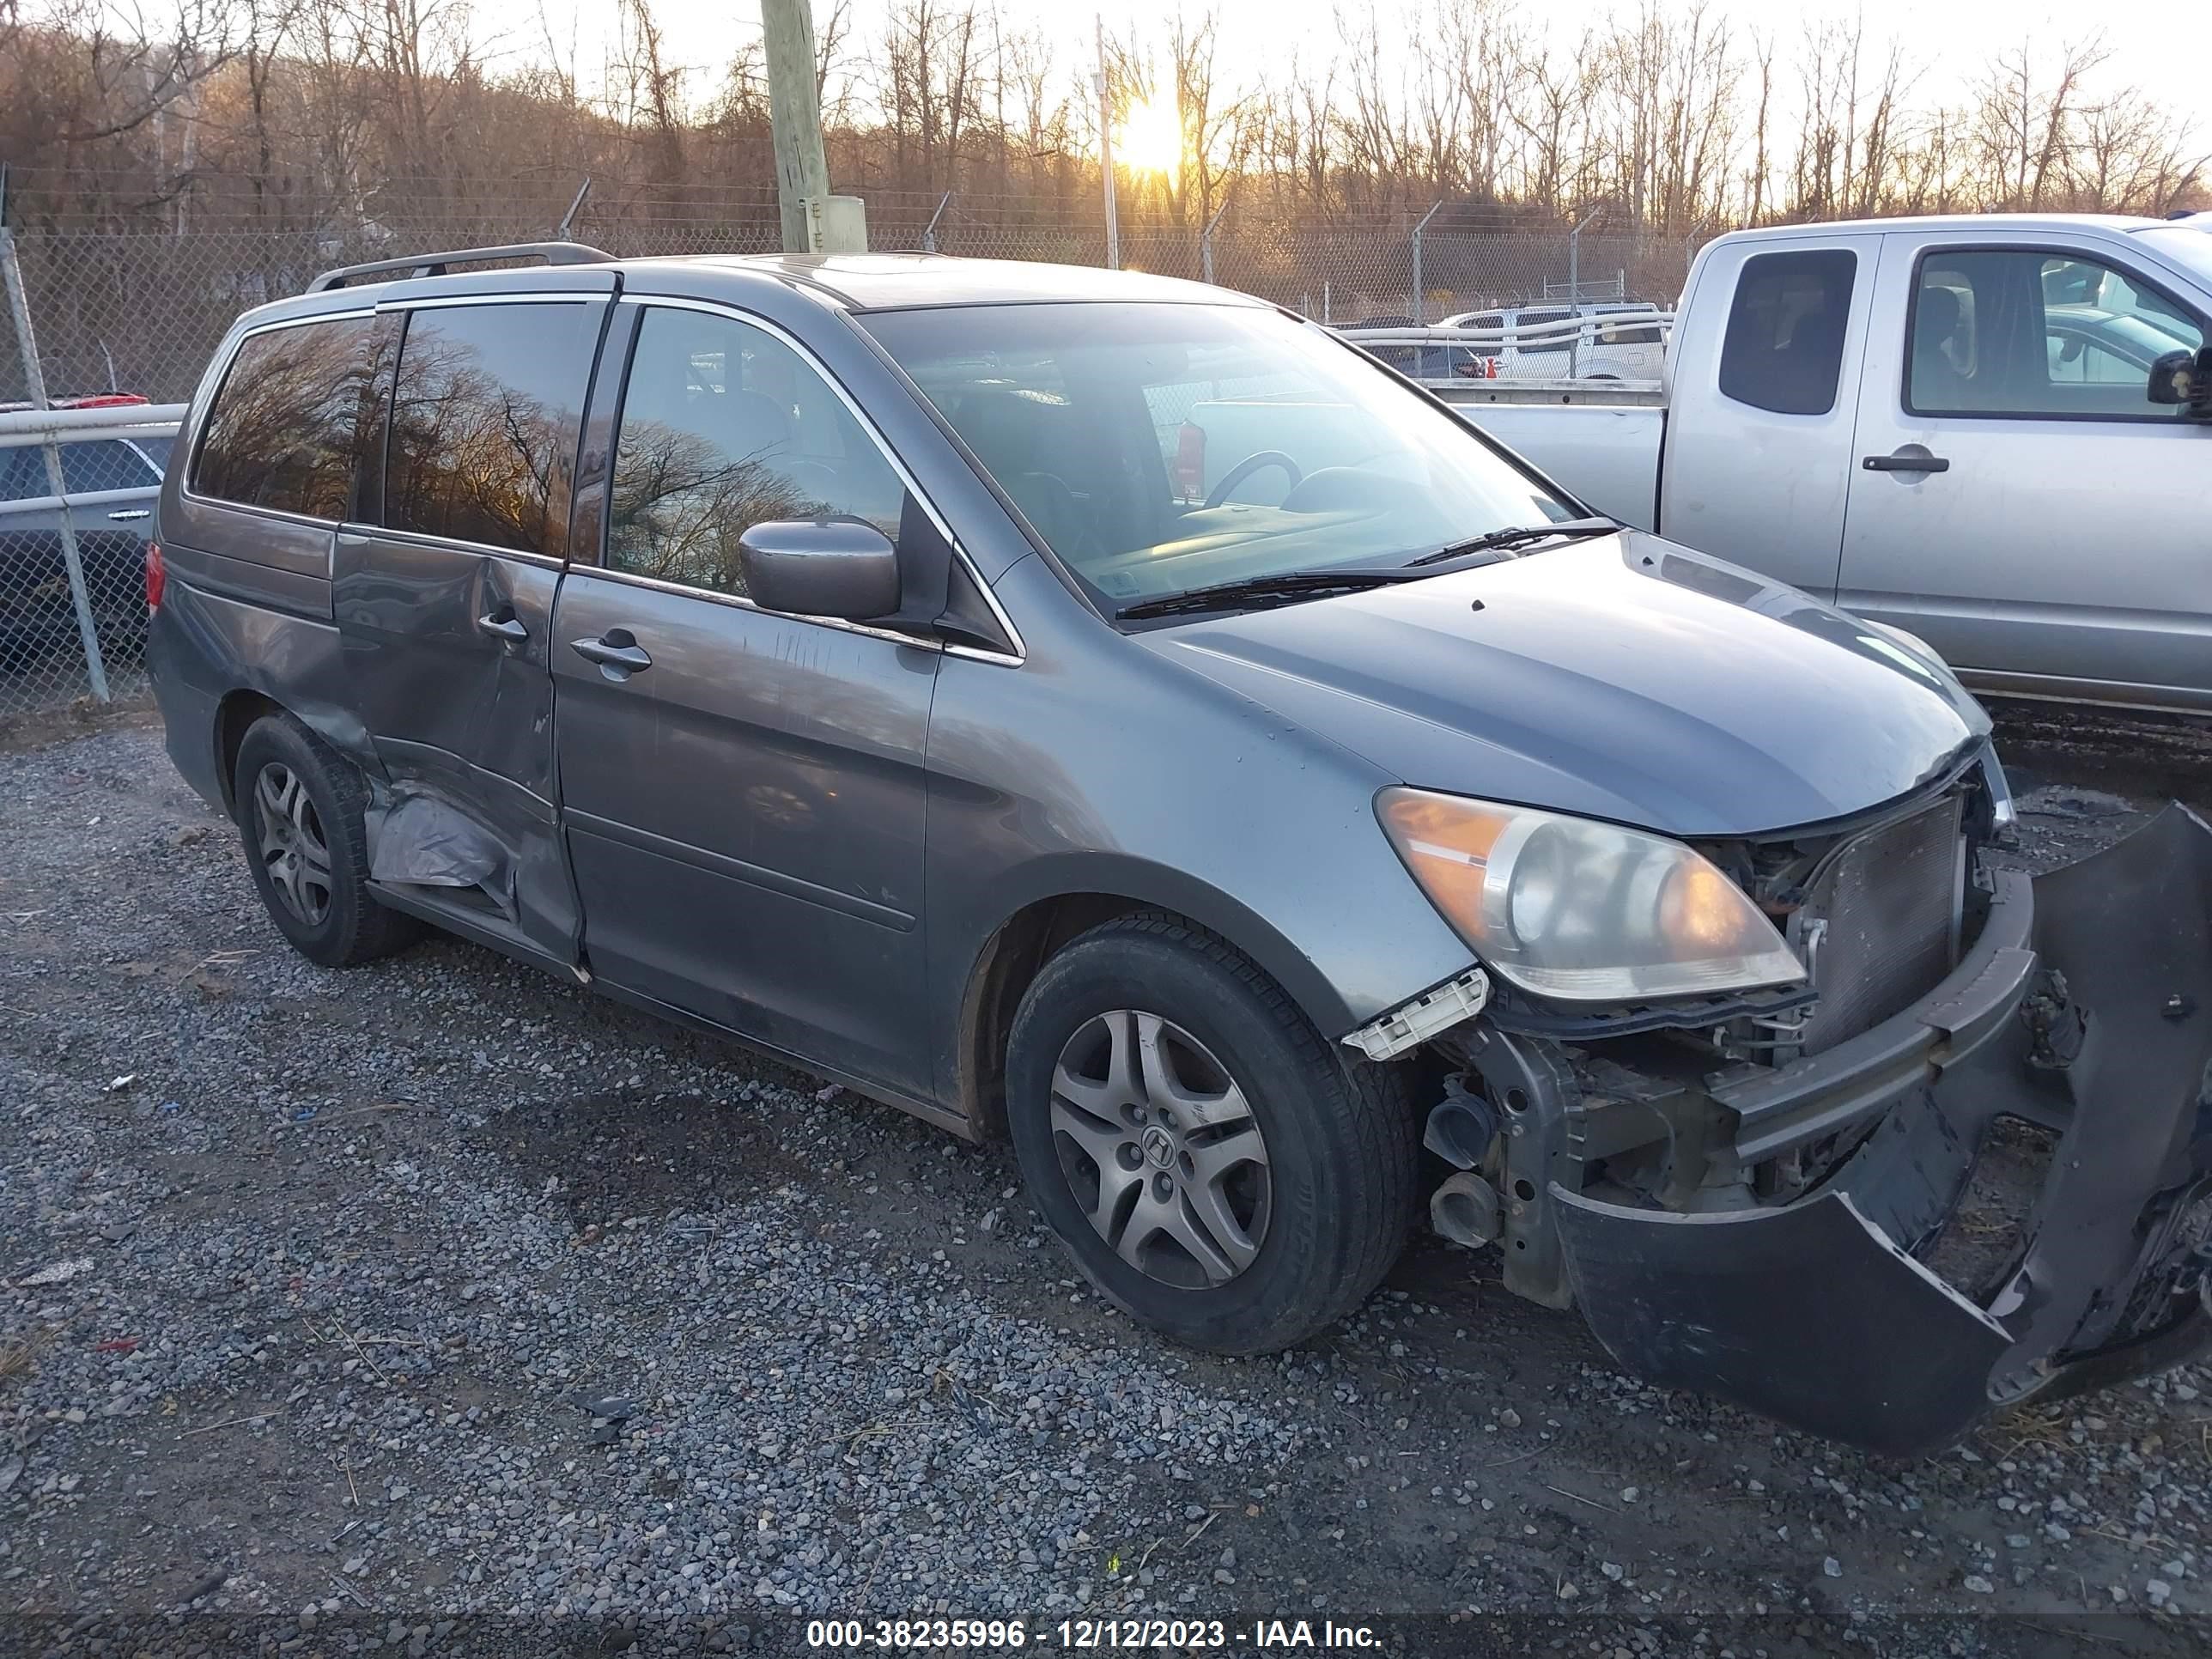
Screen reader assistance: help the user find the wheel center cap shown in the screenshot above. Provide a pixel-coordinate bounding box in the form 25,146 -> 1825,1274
1140,1125 -> 1176,1169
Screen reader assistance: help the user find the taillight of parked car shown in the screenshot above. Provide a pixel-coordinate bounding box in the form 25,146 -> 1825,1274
145,540 -> 165,613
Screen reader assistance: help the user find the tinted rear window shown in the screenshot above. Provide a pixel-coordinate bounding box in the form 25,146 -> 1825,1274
192,318 -> 375,518
1718,249 -> 1856,416
383,301 -> 598,554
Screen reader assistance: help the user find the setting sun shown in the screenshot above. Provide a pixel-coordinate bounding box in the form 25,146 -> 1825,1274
1115,94 -> 1182,181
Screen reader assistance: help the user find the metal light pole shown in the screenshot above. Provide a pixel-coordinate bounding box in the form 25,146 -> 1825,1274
1097,17 -> 1120,270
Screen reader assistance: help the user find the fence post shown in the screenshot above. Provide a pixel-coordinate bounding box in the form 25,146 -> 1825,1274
1568,205 -> 1603,301
0,228 -> 111,703
1200,198 -> 1230,286
1410,201 -> 1443,323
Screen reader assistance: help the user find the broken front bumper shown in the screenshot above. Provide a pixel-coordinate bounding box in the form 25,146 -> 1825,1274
1546,805 -> 2212,1456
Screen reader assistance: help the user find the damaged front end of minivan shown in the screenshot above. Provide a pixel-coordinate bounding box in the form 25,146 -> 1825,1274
1359,760 -> 2212,1457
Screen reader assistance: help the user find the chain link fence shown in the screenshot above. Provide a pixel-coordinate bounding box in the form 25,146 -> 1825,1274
0,411 -> 169,725
0,204 -> 1693,723
0,211 -> 1696,404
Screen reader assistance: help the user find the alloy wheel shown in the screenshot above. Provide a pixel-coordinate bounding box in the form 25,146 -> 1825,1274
1048,1010 -> 1273,1289
252,761 -> 333,927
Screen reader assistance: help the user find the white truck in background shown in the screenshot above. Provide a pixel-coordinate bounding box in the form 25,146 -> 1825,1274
1350,303 -> 1671,386
1439,301 -> 1668,382
1364,214 -> 2212,714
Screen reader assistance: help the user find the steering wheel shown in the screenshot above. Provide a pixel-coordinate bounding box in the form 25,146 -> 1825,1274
1205,450 -> 1303,509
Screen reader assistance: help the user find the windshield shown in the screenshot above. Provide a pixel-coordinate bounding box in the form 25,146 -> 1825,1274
859,301 -> 1573,609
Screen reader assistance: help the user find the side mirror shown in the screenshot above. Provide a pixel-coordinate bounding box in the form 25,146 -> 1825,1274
736,518 -> 901,621
2147,345 -> 2212,418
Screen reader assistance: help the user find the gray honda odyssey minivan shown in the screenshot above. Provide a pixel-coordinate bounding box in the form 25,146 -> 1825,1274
148,242 -> 2212,1455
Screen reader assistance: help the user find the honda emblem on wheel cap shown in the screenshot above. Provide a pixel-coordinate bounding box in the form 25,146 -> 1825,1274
1142,1125 -> 1176,1169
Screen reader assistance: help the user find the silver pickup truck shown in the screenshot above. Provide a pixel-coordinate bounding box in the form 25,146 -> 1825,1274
1441,214 -> 2212,714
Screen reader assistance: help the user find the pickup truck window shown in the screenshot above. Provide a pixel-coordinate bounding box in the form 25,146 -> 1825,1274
860,301 -> 1570,610
1717,249 -> 1855,417
1907,249 -> 2206,422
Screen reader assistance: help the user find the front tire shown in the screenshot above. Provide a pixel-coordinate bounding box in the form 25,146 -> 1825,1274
1006,914 -> 1419,1353
232,714 -> 420,968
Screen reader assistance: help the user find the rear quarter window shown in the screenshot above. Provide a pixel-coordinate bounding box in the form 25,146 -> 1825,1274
1717,248 -> 1856,416
192,317 -> 376,519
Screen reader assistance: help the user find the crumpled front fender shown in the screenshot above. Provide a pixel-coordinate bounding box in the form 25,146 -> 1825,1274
1552,805 -> 2212,1457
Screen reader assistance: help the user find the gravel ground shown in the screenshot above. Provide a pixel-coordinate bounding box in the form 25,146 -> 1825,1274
2,717 -> 2209,1658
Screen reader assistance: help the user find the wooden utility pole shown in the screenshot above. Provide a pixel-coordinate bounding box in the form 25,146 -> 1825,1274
1096,17 -> 1120,270
763,0 -> 833,253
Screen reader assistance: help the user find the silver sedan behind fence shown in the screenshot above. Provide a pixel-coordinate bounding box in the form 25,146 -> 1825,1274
0,409 -> 178,721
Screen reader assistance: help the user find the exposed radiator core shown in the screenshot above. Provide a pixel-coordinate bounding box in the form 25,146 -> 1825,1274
1796,794 -> 1966,1054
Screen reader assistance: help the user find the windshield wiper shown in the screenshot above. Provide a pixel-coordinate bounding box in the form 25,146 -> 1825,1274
1403,515 -> 1621,568
1116,566 -> 1423,620
1115,514 -> 1623,619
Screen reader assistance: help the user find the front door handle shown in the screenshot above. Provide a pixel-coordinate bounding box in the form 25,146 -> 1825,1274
1863,449 -> 1950,474
106,508 -> 151,521
570,632 -> 653,676
476,611 -> 529,644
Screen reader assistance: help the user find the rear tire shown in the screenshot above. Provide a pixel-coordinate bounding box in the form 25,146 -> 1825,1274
1006,914 -> 1419,1353
232,714 -> 420,968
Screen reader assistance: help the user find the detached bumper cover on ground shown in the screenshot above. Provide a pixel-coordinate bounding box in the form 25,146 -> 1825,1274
1553,805 -> 2212,1456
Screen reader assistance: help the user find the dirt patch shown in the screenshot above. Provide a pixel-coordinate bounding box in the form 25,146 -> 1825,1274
473,1090 -> 810,1231
1924,1115 -> 2062,1299
0,691 -> 160,755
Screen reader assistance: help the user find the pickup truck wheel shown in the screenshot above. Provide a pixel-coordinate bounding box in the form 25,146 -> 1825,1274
232,714 -> 421,969
1006,915 -> 1418,1353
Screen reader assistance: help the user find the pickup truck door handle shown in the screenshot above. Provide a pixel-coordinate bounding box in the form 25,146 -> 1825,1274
106,508 -> 151,521
1863,449 -> 1951,474
570,633 -> 653,676
476,611 -> 529,644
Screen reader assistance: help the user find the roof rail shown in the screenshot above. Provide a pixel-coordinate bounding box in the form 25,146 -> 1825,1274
307,240 -> 617,294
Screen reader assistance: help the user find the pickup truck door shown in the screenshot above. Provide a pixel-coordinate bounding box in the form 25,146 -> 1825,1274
1838,229 -> 2212,711
1659,231 -> 1888,597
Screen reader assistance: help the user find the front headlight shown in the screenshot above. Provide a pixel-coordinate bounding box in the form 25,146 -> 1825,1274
1376,788 -> 1808,1003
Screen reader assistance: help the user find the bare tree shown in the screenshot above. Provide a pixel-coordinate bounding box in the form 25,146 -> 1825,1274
3,0 -> 2202,246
